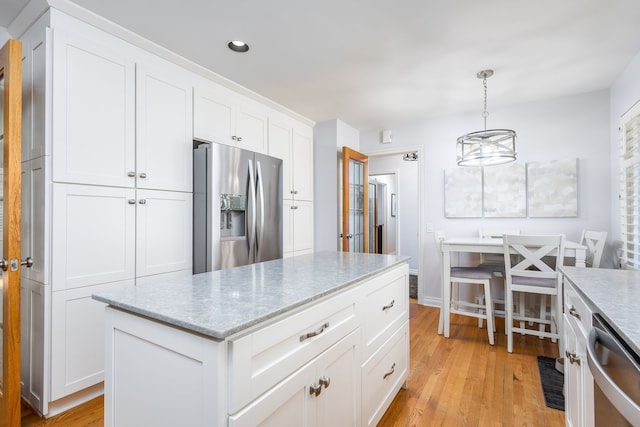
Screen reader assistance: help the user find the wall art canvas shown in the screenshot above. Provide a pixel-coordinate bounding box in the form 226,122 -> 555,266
483,162 -> 526,217
527,159 -> 578,217
444,168 -> 482,218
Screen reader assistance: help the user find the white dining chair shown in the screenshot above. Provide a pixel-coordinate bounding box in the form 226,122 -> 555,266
580,230 -> 607,268
436,232 -> 495,345
503,234 -> 565,353
476,229 -> 520,330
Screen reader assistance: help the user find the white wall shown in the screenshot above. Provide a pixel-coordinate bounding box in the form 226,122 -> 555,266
369,155 -> 416,268
359,90 -> 611,306
313,119 -> 360,252
609,49 -> 640,266
0,27 -> 9,45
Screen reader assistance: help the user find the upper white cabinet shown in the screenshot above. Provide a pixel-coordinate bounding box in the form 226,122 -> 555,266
193,82 -> 268,154
268,118 -> 313,201
51,29 -> 193,192
136,64 -> 193,192
51,29 -> 136,187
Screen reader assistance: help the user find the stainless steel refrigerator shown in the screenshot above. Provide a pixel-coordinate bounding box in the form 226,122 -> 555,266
193,140 -> 283,273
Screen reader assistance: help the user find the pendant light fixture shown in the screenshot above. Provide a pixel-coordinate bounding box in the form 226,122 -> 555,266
456,70 -> 516,167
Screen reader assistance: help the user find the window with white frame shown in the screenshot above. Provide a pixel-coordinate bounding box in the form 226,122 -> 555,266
621,101 -> 640,269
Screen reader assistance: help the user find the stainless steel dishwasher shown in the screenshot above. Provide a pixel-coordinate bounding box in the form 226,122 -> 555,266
588,313 -> 640,426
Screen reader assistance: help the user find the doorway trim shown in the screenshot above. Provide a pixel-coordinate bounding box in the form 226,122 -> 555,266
365,146 -> 424,305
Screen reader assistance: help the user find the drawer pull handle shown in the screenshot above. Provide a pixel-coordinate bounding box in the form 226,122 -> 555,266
383,362 -> 396,380
319,376 -> 330,389
300,322 -> 329,342
568,306 -> 581,320
565,350 -> 581,365
309,383 -> 322,397
382,300 -> 395,311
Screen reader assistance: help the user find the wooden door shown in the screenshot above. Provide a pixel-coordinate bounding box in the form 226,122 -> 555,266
0,38 -> 23,427
341,147 -> 368,252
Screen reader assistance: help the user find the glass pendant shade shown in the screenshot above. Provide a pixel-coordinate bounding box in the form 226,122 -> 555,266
457,129 -> 517,166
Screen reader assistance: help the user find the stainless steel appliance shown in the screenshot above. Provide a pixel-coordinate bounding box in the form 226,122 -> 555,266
588,313 -> 640,426
193,140 -> 282,273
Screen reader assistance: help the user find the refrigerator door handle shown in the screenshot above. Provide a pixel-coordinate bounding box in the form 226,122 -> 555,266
256,160 -> 265,260
246,159 -> 256,261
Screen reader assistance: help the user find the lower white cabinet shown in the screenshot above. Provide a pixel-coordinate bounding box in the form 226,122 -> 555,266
229,330 -> 361,427
51,280 -> 134,400
563,278 -> 594,427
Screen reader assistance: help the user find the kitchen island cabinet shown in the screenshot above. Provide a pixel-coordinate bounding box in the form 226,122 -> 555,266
94,252 -> 409,426
560,266 -> 640,427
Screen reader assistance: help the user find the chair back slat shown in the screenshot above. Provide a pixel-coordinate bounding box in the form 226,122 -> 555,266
580,230 -> 607,268
503,235 -> 565,281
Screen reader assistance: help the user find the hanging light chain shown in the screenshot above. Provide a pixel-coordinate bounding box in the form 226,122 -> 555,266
482,74 -> 489,131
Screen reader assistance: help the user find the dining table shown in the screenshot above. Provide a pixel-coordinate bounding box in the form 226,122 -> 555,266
438,236 -> 587,336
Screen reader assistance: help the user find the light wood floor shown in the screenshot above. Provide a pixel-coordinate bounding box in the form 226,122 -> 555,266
21,301 -> 564,426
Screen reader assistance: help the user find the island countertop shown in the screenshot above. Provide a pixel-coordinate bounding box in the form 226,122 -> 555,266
560,266 -> 640,356
92,251 -> 409,340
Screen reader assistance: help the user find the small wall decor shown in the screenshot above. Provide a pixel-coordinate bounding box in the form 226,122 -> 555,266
444,168 -> 483,218
527,159 -> 578,217
483,162 -> 527,217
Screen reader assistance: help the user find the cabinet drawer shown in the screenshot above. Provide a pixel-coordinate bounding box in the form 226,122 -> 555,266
362,320 -> 409,427
362,264 -> 409,360
564,279 -> 592,335
228,285 -> 360,413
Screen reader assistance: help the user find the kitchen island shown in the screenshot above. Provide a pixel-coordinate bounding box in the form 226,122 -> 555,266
93,251 -> 410,426
560,266 -> 640,426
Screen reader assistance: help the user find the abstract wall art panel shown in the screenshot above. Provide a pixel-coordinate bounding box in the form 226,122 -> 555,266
527,159 -> 578,217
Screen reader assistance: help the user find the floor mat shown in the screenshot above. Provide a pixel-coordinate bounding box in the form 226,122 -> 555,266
537,356 -> 565,411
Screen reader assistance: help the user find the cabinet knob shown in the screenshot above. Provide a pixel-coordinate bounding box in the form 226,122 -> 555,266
231,135 -> 238,141
127,171 -> 136,177
565,350 -> 581,365
290,205 -> 298,210
139,199 -> 147,205
128,199 -> 136,205
291,190 -> 298,195
139,172 -> 147,179
309,383 -> 322,397
319,376 -> 330,389
568,306 -> 581,320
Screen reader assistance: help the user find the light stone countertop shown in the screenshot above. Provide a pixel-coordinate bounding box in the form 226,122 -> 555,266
93,251 -> 409,340
560,266 -> 640,356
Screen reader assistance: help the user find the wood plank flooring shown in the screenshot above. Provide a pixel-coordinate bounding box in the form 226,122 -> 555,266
21,301 -> 564,426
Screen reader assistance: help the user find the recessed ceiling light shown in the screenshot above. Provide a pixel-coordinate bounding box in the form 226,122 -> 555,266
228,40 -> 249,53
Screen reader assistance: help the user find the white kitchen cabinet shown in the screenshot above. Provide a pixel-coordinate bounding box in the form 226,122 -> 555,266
229,330 -> 360,427
21,156 -> 49,284
51,280 -> 134,400
51,28 -> 136,188
193,83 -> 268,154
362,321 -> 409,426
136,64 -> 193,192
283,199 -> 314,256
51,184 -> 136,291
291,126 -> 314,201
268,118 -> 314,201
52,184 -> 193,289
135,189 -> 192,278
563,278 -> 594,427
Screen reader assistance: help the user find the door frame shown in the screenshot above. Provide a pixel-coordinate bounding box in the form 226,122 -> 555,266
0,38 -> 23,427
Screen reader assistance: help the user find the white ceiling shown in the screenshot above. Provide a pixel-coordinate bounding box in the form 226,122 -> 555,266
3,0 -> 640,131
